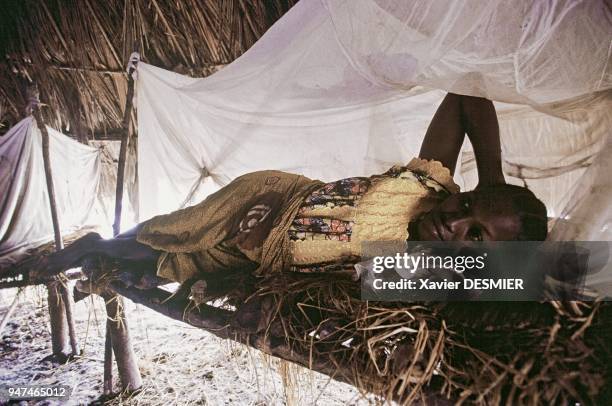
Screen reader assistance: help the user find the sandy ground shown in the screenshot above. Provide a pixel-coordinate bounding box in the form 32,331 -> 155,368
0,285 -> 371,405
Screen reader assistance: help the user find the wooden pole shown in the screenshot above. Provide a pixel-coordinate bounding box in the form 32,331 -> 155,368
0,288 -> 23,336
73,103 -> 89,145
103,56 -> 142,393
103,321 -> 114,395
45,282 -> 68,356
112,64 -> 136,237
0,269 -> 83,290
102,292 -> 142,392
60,285 -> 80,355
29,86 -> 80,357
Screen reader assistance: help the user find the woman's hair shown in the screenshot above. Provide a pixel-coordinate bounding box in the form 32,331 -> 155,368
481,184 -> 548,241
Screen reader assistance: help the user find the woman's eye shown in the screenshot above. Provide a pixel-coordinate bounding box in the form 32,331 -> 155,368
468,227 -> 482,241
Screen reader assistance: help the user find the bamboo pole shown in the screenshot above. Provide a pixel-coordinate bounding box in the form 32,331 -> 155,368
103,57 -> 142,393
29,87 -> 80,357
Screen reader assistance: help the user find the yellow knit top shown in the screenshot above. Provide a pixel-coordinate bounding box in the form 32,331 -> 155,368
289,158 -> 459,267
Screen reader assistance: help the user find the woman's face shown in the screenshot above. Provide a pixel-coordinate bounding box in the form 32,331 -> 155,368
415,190 -> 522,241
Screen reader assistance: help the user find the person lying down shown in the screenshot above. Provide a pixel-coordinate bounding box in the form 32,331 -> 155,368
38,93 -> 548,290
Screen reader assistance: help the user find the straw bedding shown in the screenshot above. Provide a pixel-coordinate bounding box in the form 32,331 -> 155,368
88,259 -> 610,405
222,271 -> 610,405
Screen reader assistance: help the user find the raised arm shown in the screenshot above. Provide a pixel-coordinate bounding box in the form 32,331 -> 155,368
418,93 -> 465,175
419,93 -> 505,187
460,95 -> 505,187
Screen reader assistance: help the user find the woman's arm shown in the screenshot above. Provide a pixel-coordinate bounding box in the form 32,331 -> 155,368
460,95 -> 505,187
418,93 -> 465,175
419,93 -> 505,187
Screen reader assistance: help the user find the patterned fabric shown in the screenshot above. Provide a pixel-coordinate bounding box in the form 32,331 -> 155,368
300,177 -> 370,211
288,218 -> 354,242
287,177 -> 369,245
288,158 -> 459,273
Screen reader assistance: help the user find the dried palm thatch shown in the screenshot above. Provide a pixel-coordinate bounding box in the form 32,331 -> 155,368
0,0 -> 297,137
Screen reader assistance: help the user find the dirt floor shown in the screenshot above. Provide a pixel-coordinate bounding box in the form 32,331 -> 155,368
0,286 -> 371,405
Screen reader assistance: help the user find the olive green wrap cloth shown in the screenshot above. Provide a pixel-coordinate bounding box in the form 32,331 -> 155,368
136,170 -> 323,283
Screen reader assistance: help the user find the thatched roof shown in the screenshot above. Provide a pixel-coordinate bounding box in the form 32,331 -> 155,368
0,0 -> 297,139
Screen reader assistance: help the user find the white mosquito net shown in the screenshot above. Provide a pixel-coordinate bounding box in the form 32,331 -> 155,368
135,0 -> 611,248
0,117 -> 102,266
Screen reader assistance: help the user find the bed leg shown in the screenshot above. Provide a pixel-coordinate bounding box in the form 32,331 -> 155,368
103,320 -> 113,395
102,292 -> 142,392
30,84 -> 79,362
60,283 -> 80,356
46,281 -> 70,358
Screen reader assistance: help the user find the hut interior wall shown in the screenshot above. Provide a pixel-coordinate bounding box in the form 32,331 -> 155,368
0,0 -> 298,139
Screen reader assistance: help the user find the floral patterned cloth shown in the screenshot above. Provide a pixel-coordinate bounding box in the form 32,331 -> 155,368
287,177 -> 370,244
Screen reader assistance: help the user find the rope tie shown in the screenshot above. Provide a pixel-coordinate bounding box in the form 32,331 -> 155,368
25,87 -> 40,116
179,167 -> 211,209
126,52 -> 140,79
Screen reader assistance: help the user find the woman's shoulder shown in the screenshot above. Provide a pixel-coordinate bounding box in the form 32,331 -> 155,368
383,158 -> 460,195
